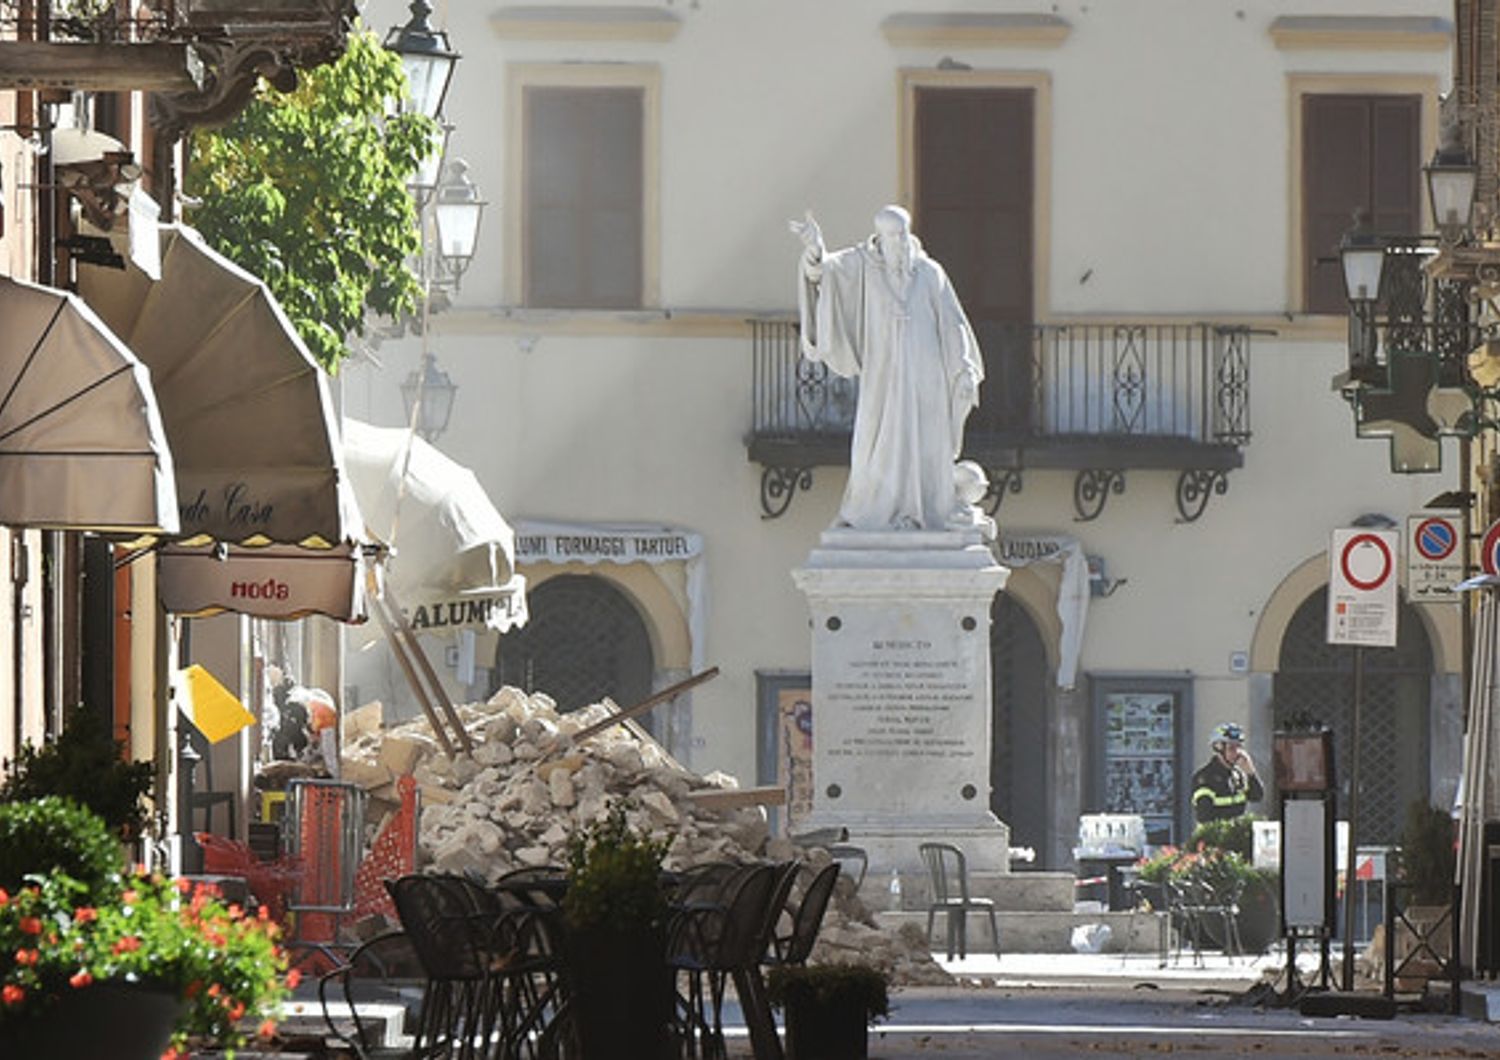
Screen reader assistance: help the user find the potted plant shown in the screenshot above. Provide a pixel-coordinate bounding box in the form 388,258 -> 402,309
562,799 -> 675,1059
0,798 -> 292,1060
1392,800 -> 1457,988
766,960 -> 889,1060
0,703 -> 154,841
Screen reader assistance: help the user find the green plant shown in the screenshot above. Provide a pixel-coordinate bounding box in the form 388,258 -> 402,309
1135,843 -> 1261,891
1189,814 -> 1259,860
766,962 -> 890,1024
0,797 -> 125,895
563,800 -> 673,934
187,27 -> 439,371
0,867 -> 290,1058
0,705 -> 153,840
1400,800 -> 1456,905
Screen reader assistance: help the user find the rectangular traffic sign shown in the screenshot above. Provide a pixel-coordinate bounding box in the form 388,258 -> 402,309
1328,528 -> 1399,647
1406,514 -> 1462,603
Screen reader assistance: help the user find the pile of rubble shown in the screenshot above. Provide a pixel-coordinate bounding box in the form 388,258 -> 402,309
340,686 -> 951,986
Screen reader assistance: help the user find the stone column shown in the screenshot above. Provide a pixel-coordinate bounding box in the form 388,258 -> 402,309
793,528 -> 1010,878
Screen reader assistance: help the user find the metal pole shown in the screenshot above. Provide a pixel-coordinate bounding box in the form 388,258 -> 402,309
1342,645 -> 1364,991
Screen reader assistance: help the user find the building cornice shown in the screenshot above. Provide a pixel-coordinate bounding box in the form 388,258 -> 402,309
489,5 -> 682,42
880,12 -> 1070,49
1268,15 -> 1452,51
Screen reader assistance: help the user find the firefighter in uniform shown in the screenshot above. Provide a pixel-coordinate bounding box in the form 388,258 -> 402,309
1191,722 -> 1263,824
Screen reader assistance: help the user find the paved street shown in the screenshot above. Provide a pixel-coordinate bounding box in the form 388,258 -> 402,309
706,949 -> 1500,1059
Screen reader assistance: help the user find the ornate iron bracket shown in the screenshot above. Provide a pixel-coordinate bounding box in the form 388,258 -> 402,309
1175,469 -> 1230,523
980,467 -> 1022,516
1073,469 -> 1125,522
149,32 -> 343,140
760,466 -> 813,520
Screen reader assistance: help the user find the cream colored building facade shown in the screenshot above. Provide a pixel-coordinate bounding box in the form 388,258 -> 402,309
351,0 -> 1464,869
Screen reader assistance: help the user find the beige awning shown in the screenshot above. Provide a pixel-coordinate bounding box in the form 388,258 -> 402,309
343,418 -> 526,631
0,275 -> 178,534
79,224 -> 360,547
156,540 -> 371,622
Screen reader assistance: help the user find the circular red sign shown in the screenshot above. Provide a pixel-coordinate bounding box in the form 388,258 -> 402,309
1414,517 -> 1458,561
1483,520 -> 1500,576
1341,533 -> 1393,591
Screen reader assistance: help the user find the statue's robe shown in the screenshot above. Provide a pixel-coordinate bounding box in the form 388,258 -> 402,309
798,238 -> 983,531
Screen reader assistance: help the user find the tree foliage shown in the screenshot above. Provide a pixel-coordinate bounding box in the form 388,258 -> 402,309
185,28 -> 437,371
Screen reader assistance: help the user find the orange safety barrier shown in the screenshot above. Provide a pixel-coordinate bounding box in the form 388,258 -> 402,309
352,774 -> 420,921
196,832 -> 303,925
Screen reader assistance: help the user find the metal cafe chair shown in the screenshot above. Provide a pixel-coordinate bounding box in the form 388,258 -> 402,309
764,861 -> 841,968
918,842 -> 1000,960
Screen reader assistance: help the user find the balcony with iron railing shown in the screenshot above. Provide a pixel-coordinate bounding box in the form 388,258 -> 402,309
748,319 -> 1254,522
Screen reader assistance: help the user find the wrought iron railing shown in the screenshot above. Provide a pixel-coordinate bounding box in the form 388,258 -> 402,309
750,319 -> 1252,447
1346,241 -> 1481,391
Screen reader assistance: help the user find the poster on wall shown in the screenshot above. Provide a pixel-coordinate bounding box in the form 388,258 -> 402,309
1103,691 -> 1177,841
778,685 -> 814,830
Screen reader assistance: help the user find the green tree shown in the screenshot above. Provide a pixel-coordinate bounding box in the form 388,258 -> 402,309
186,28 -> 437,371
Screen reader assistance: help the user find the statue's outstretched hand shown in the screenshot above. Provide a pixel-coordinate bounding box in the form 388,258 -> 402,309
789,210 -> 825,261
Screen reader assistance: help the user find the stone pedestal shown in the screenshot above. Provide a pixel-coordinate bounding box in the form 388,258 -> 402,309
792,528 -> 1011,880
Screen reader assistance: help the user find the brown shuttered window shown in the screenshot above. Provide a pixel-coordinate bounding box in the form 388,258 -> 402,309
524,87 -> 644,309
1303,94 -> 1420,315
914,87 -> 1034,433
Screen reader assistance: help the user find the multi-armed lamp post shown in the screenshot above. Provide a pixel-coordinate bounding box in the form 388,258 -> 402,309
385,0 -> 488,442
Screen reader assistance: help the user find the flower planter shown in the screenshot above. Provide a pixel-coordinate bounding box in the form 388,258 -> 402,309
565,925 -> 674,1060
5,980 -> 183,1060
784,992 -> 869,1060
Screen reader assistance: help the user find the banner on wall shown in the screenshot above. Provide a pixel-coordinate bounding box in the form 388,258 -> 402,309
513,520 -> 706,671
994,532 -> 1090,690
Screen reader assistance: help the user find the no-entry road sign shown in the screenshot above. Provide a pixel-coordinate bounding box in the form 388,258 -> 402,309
1328,528 -> 1398,647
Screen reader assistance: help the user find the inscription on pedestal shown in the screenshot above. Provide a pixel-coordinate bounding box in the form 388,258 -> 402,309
826,637 -> 977,763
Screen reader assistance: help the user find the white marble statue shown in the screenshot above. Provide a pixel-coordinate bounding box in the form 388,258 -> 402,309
791,205 -> 987,533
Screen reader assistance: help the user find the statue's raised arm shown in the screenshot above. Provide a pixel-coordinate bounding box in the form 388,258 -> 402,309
788,210 -> 825,266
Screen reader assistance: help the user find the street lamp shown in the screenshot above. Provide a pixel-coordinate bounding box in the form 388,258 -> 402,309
409,121 -> 454,209
1339,215 -> 1386,306
400,351 -> 458,442
433,159 -> 487,287
385,0 -> 459,120
1424,138 -> 1478,245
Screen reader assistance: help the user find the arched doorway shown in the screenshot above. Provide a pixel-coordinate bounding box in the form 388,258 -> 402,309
1273,587 -> 1432,845
494,574 -> 655,720
992,592 -> 1050,864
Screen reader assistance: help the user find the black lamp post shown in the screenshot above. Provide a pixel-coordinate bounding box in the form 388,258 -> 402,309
385,0 -> 459,120
400,351 -> 458,442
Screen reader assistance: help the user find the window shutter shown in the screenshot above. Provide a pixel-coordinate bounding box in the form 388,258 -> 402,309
1303,94 -> 1419,314
524,87 -> 644,309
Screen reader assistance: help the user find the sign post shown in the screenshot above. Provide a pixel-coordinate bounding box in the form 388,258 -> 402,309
1327,527 -> 1398,991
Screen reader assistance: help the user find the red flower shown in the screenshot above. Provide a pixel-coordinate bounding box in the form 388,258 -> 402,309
207,983 -> 222,998
285,968 -> 302,990
121,890 -> 138,905
258,1019 -> 277,1039
18,917 -> 41,935
112,935 -> 142,955
185,980 -> 202,998
69,970 -> 93,989
228,1000 -> 246,1021
0,889 -> 9,906
14,949 -> 38,966
73,906 -> 97,924
176,878 -> 193,894
160,1046 -> 181,1060
2,984 -> 24,1006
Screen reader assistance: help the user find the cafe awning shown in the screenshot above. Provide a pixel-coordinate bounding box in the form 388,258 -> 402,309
344,418 -> 526,631
79,224 -> 360,548
0,275 -> 178,534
